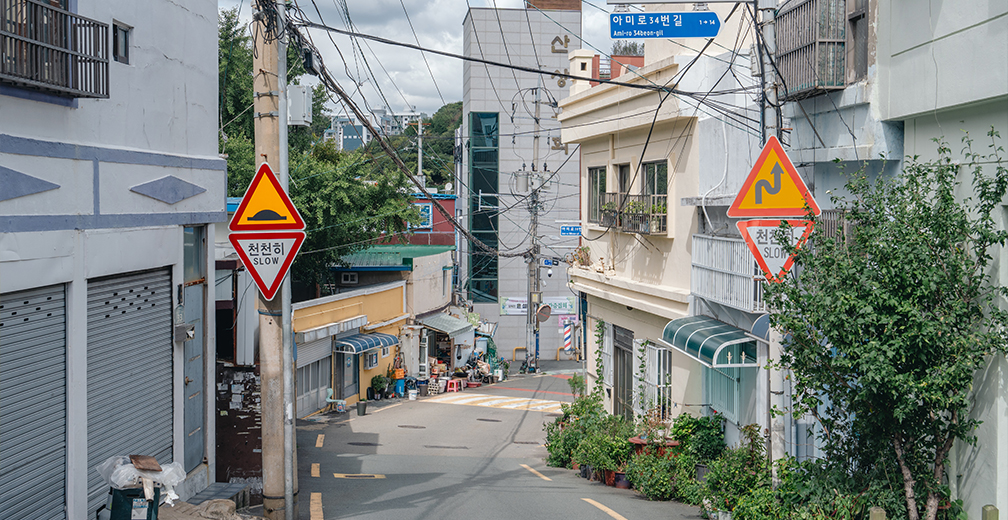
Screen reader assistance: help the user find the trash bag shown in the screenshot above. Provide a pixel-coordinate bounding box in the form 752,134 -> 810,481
95,456 -> 186,506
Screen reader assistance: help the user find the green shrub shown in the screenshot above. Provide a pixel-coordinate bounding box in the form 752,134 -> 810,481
627,450 -> 676,500
733,486 -> 785,520
670,451 -> 705,505
544,394 -> 605,468
568,373 -> 586,397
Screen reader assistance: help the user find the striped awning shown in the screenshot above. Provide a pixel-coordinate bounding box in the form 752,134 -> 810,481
333,332 -> 399,354
661,315 -> 758,368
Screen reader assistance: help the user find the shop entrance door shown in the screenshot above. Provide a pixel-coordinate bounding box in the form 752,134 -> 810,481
336,353 -> 358,399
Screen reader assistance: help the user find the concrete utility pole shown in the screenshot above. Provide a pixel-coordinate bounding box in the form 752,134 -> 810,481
252,1 -> 297,518
417,119 -> 425,189
757,0 -> 786,482
527,86 -> 543,370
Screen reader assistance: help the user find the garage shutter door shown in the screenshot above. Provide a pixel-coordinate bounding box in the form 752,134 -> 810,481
87,269 -> 173,516
0,285 -> 66,520
297,337 -> 332,369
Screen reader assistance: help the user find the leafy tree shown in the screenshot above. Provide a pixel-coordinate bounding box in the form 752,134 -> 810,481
764,131 -> 1008,520
219,7 -> 254,143
218,9 -> 418,291
287,141 -> 419,292
611,40 -> 644,56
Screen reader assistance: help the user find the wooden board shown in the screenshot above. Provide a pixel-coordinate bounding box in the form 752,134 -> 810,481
129,454 -> 162,472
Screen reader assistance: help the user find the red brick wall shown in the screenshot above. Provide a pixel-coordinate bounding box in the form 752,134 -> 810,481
525,0 -> 581,11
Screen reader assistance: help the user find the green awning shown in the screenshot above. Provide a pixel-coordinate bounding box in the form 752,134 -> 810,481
661,316 -> 758,368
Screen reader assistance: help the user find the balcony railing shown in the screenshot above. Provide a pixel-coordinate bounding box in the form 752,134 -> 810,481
597,192 -> 668,235
691,234 -> 766,313
775,0 -> 845,100
1,0 -> 109,98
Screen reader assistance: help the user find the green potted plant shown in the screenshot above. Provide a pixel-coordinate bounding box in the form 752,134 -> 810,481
600,201 -> 619,227
371,374 -> 389,400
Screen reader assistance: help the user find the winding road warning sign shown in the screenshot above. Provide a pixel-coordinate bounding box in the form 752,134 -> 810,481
727,136 -> 820,218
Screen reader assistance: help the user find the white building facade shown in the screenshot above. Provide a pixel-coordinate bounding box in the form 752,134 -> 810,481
461,1 -> 582,358
0,1 -> 224,518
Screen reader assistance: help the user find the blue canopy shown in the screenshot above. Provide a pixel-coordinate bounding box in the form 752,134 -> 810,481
334,332 -> 398,354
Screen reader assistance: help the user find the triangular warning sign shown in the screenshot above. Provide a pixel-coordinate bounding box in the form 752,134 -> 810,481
736,219 -> 814,283
229,163 -> 305,231
229,231 -> 305,300
727,136 -> 820,218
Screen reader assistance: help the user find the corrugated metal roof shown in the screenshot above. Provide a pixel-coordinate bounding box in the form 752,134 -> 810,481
418,313 -> 473,337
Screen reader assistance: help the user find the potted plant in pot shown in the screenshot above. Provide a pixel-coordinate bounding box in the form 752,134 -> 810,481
371,374 -> 389,401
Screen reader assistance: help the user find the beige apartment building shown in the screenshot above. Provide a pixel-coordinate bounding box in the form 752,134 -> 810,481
558,8 -> 769,445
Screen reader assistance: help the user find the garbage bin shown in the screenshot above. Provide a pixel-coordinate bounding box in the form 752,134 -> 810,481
357,401 -> 367,416
417,381 -> 428,396
394,379 -> 405,397
102,486 -> 160,520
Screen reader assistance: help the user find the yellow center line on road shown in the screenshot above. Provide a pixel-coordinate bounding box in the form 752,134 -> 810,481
310,492 -> 323,520
315,434 -> 324,448
311,463 -> 320,477
581,498 -> 628,520
520,464 -> 552,481
371,402 -> 402,413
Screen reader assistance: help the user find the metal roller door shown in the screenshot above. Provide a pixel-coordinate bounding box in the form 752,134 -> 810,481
297,337 -> 332,369
0,285 -> 66,520
87,269 -> 173,516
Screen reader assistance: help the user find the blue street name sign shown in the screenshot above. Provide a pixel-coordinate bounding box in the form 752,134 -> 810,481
560,225 -> 581,237
610,11 -> 720,39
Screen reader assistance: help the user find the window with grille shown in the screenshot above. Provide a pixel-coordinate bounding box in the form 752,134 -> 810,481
642,161 -> 667,196
847,0 -> 868,82
588,166 -> 606,223
112,22 -> 130,64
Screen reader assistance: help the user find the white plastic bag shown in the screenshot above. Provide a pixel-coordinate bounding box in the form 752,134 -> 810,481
95,456 -> 186,506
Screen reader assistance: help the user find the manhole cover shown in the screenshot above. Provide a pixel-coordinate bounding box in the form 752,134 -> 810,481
398,425 -> 426,429
476,418 -> 501,423
334,473 -> 386,479
424,445 -> 468,450
347,442 -> 381,446
513,441 -> 539,445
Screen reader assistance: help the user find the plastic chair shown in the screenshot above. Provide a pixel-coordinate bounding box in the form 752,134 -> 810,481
325,389 -> 346,413
446,380 -> 461,393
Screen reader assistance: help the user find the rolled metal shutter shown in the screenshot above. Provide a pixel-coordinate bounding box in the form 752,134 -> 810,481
87,269 -> 173,516
0,285 -> 66,520
296,337 -> 332,369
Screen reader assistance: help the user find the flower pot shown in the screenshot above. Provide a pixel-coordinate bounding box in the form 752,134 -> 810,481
356,401 -> 367,416
614,471 -> 630,489
579,465 -> 589,479
604,469 -> 615,486
695,463 -> 709,482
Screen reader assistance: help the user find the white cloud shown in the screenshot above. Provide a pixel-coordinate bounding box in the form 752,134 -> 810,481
218,0 -> 615,116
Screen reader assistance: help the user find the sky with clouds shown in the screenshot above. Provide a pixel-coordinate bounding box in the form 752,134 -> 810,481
218,1 -> 615,118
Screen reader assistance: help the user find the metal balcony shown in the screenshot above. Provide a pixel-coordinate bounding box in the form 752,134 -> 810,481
598,192 -> 668,236
1,0 -> 109,98
691,234 -> 765,313
775,0 -> 845,100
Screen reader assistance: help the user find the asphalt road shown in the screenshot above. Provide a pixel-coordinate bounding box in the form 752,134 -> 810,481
293,361 -> 702,520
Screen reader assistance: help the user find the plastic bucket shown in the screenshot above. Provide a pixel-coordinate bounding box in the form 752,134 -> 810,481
408,389 -> 418,400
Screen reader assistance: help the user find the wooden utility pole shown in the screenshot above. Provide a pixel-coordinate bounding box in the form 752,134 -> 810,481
252,1 -> 297,518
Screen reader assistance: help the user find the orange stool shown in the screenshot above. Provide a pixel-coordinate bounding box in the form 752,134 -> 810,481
446,380 -> 462,393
